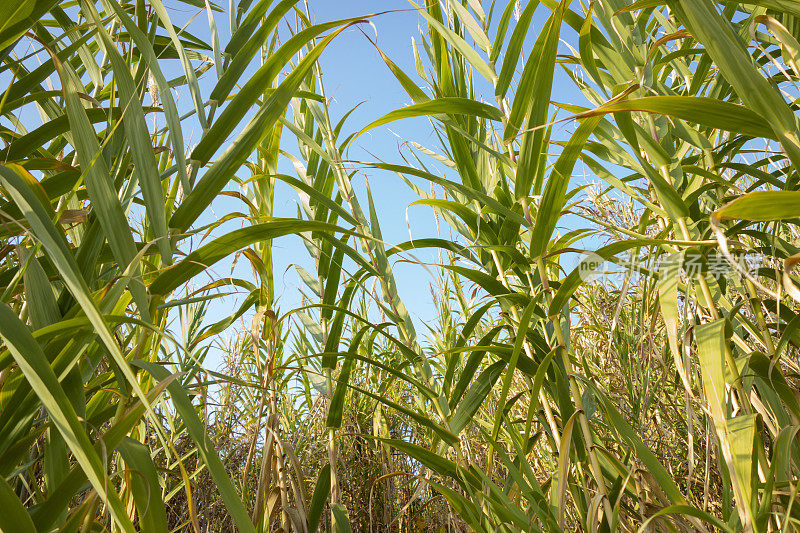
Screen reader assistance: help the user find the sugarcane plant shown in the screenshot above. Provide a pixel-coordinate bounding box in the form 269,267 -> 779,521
4,0 -> 800,532
338,0 -> 800,531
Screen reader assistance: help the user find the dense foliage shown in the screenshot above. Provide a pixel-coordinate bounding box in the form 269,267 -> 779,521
2,0 -> 800,531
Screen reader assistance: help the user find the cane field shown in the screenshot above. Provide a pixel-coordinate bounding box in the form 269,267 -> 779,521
1,0 -> 800,531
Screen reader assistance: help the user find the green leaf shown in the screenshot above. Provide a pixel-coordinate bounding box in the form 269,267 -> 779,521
375,437 -> 474,487
748,352 -> 800,420
528,347 -> 557,416
504,0 -> 565,143
450,327 -> 503,407
118,438 -> 168,533
672,1 -> 800,171
450,359 -> 504,434
210,0 -> 302,105
357,97 -> 503,139
29,375 -> 179,531
326,328 -> 368,428
84,3 -> 171,264
531,115 -> 602,257
493,299 -> 537,439
549,238 -> 670,315
582,96 -> 776,140
728,414 -> 759,519
695,320 -> 728,427
551,411 -> 578,528
595,390 -> 686,505
22,252 -> 59,329
0,303 -> 136,533
0,108 -> 130,162
367,161 -> 529,227
133,361 -> 257,533
331,503 -> 352,533
151,220 -> 355,296
0,474 -> 36,533
0,0 -> 60,52
713,191 -> 800,222
55,57 -> 150,316
104,0 -> 191,194
425,478 -> 484,530
696,320 -> 757,529
495,0 -> 540,99
637,504 -> 735,533
347,381 -> 459,445
148,0 -> 209,129
0,164 -> 162,477
411,0 -> 497,84
658,252 -> 690,390
307,464 -> 330,533
206,17 -> 365,137
171,26 -> 355,230
371,36 -> 431,104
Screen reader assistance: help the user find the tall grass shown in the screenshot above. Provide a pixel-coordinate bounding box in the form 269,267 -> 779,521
2,0 -> 800,531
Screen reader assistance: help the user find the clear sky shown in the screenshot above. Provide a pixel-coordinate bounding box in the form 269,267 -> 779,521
2,0 -> 592,359
155,0 -> 593,359
189,0 -> 591,343
191,1 -> 450,346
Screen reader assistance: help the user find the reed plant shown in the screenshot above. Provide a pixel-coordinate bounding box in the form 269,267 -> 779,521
3,0 -> 800,531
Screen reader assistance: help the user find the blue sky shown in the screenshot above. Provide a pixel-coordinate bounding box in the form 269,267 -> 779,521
188,1 -> 451,348
185,0 -> 592,349
2,0 -> 594,362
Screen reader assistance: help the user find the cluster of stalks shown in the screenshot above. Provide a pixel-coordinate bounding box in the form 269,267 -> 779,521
3,0 -> 800,532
